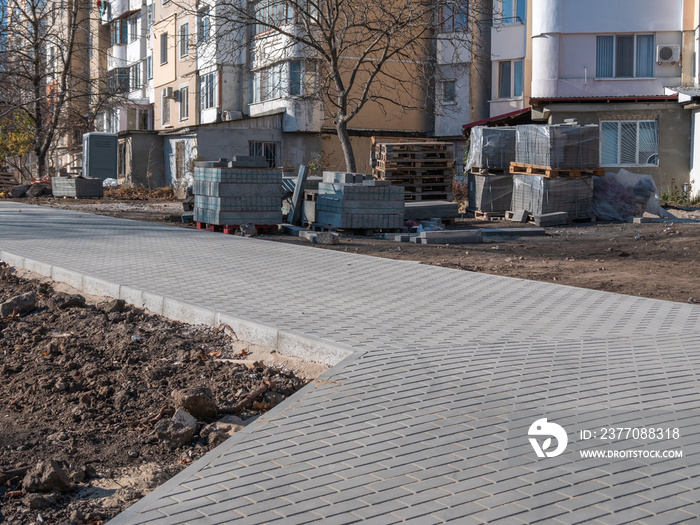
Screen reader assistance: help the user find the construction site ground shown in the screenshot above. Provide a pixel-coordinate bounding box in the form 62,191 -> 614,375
0,264 -> 322,524
32,197 -> 700,304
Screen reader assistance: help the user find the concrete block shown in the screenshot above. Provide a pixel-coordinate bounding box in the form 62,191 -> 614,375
404,201 -> 460,221
480,228 -> 546,238
280,224 -> 307,237
633,217 -> 652,224
418,230 -> 483,244
323,171 -> 365,183
533,212 -> 568,227
299,231 -> 318,243
511,210 -> 530,223
362,180 -> 391,187
316,232 -> 340,245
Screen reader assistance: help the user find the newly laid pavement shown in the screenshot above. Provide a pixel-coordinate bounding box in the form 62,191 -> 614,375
1,202 -> 700,524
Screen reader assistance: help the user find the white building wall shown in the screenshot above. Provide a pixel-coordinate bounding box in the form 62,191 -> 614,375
531,0 -> 684,99
692,110 -> 700,197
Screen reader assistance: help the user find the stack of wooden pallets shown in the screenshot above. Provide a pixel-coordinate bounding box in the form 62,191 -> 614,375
372,141 -> 454,201
0,172 -> 17,192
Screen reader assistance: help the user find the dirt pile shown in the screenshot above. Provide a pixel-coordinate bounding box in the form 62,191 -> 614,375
0,263 -> 308,524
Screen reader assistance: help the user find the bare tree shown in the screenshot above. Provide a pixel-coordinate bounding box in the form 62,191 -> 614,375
0,0 -> 127,178
202,0 -> 477,171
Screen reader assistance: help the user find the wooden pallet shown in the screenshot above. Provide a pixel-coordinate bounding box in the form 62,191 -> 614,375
472,210 -> 506,220
379,143 -> 453,154
509,163 -> 604,178
0,172 -> 17,191
378,159 -> 452,170
405,192 -> 454,202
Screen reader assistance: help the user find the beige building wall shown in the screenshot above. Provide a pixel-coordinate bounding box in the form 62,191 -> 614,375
153,1 -> 197,130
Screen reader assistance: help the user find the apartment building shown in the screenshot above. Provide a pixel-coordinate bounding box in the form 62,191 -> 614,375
481,0 -> 693,193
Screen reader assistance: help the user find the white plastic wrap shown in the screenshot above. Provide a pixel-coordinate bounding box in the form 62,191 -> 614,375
591,169 -> 660,221
466,126 -> 517,170
515,124 -> 600,169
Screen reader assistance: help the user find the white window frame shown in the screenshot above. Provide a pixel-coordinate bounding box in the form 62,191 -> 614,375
160,32 -> 168,64
497,0 -> 526,25
128,16 -> 137,43
497,59 -> 523,100
179,23 -> 189,58
161,89 -> 170,124
198,6 -> 210,44
179,85 -> 189,120
600,119 -> 659,167
200,72 -> 217,109
596,34 -> 655,79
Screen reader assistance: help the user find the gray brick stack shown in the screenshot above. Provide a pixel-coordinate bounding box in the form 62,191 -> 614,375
193,158 -> 282,226
468,173 -> 513,213
515,124 -> 599,169
51,177 -> 104,198
316,171 -> 405,229
511,174 -> 594,218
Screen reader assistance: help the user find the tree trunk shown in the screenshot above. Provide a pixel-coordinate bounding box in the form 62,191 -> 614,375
336,120 -> 356,172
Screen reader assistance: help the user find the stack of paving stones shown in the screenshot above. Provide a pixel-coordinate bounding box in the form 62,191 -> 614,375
373,141 -> 454,201
316,171 -> 405,229
466,126 -> 517,213
515,123 -> 599,169
510,124 -> 600,219
51,177 -> 104,198
193,157 -> 283,226
512,174 -> 594,218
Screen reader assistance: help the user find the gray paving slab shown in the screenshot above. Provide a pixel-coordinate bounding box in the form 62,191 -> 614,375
1,202 -> 699,525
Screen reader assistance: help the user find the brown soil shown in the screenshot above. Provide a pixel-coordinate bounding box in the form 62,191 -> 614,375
0,264 -> 322,525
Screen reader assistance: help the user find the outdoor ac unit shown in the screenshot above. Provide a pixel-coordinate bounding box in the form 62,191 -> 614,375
163,86 -> 173,98
657,44 -> 680,64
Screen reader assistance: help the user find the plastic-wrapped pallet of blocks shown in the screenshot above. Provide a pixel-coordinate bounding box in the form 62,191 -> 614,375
511,174 -> 593,218
515,124 -> 599,169
467,173 -> 513,213
316,179 -> 405,229
51,177 -> 104,198
193,159 -> 283,226
466,126 -> 516,171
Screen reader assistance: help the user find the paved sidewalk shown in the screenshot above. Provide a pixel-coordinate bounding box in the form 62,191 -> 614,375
2,202 -> 700,524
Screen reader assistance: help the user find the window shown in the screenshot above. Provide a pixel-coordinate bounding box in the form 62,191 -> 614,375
252,0 -> 293,36
148,4 -> 153,26
180,23 -> 189,57
107,67 -> 130,93
138,109 -> 150,130
179,87 -> 189,120
497,59 -> 523,99
130,63 -> 140,90
249,141 -> 279,167
439,0 -> 468,32
110,19 -> 129,46
147,55 -> 153,79
160,32 -> 168,64
596,34 -> 655,78
499,0 -> 526,25
289,61 -> 302,95
600,120 -> 659,166
443,80 -> 456,103
48,46 -> 56,80
162,89 -> 170,124
200,72 -> 216,109
129,16 -> 137,42
199,7 -> 210,43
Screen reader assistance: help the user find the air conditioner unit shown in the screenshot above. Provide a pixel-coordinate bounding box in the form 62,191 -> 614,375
657,44 -> 680,64
163,86 -> 173,98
